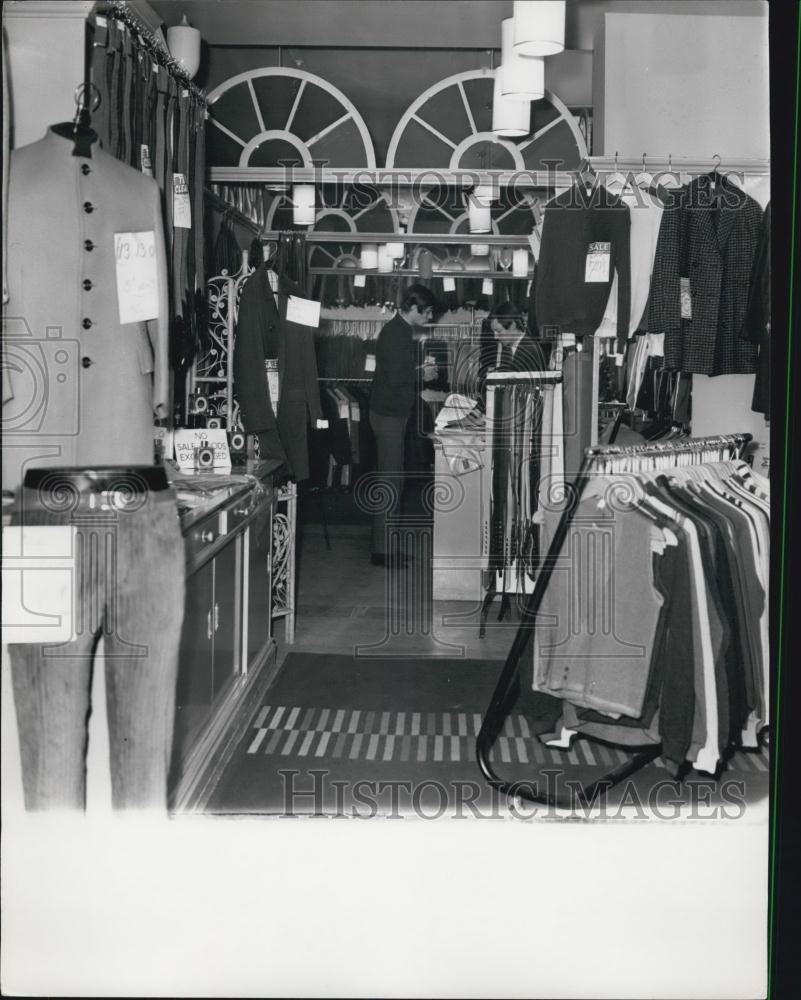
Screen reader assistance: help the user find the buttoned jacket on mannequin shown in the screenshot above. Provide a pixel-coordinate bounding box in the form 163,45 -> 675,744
2,128 -> 170,491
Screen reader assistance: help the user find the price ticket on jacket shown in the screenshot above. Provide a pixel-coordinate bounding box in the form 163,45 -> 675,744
114,231 -> 159,324
286,294 -> 321,328
584,241 -> 611,283
172,173 -> 192,228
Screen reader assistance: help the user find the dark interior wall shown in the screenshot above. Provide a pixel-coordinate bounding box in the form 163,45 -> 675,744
202,46 -> 493,166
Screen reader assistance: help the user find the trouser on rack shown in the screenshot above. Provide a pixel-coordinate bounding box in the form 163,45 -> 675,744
7,467 -> 185,811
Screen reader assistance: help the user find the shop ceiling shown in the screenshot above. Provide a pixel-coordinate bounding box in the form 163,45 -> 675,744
149,0 -> 765,50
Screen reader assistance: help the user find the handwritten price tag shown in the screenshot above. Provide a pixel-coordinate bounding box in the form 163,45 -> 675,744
584,241 -> 611,283
173,173 -> 192,228
114,231 -> 159,324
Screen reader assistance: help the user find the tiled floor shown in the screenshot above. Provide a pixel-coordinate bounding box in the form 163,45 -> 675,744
276,518 -> 522,665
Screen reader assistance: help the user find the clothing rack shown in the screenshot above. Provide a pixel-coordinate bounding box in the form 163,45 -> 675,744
99,2 -> 208,104
205,188 -> 263,237
318,377 -> 373,383
476,432 -> 753,808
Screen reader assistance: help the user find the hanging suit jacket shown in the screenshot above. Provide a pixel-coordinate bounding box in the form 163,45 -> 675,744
233,263 -> 323,480
743,203 -> 771,414
2,128 -> 170,491
648,175 -> 763,376
535,183 -> 631,345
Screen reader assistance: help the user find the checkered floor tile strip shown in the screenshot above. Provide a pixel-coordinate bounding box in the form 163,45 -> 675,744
246,706 -> 770,770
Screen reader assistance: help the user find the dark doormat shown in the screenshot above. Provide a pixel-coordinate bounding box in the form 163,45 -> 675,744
204,653 -> 770,818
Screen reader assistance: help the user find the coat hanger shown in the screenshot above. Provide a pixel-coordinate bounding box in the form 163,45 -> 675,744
603,152 -> 629,197
50,82 -> 100,158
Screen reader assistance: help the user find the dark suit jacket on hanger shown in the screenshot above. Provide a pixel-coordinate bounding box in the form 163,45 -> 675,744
648,175 -> 763,376
233,263 -> 323,480
534,183 -> 631,346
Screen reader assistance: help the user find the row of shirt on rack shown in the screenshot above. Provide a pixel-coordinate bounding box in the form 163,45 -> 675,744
534,459 -> 769,776
534,174 -> 770,384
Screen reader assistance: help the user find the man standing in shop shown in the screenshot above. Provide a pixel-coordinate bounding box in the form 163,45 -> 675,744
368,284 -> 439,567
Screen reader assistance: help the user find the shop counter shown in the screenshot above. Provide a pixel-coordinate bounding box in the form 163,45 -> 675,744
169,459 -> 285,811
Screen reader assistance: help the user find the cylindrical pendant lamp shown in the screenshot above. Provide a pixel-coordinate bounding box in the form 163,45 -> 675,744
512,248 -> 530,277
377,244 -> 394,272
500,17 -> 544,101
167,15 -> 201,79
418,250 -> 434,279
491,71 -> 530,137
513,1 -> 566,58
468,194 -> 491,234
386,241 -> 405,259
361,243 -> 378,269
470,243 -> 490,256
473,183 -> 497,206
291,184 -> 316,225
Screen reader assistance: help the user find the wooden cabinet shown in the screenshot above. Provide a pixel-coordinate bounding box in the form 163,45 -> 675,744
169,480 -> 280,810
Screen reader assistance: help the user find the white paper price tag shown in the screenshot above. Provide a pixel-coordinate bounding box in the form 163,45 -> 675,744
365,354 -> 376,372
354,273 -> 367,288
585,241 -> 611,283
2,526 -> 77,644
114,230 -> 159,324
140,143 -> 153,176
482,278 -> 494,295
264,359 -> 279,416
316,419 -> 329,429
442,277 -> 456,292
680,277 -> 693,320
173,173 -> 191,228
286,294 -> 321,328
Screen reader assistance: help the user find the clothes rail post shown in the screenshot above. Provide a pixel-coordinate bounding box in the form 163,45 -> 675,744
476,432 -> 753,809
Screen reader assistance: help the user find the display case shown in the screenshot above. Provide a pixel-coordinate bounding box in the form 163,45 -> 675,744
168,465 -> 286,811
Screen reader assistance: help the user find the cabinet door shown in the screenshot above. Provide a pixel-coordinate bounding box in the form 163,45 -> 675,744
172,559 -> 214,765
246,505 -> 272,669
211,536 -> 241,703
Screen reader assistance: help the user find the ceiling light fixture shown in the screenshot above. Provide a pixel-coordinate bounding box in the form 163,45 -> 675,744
500,17 -> 544,101
513,1 -> 566,58
490,70 -> 530,137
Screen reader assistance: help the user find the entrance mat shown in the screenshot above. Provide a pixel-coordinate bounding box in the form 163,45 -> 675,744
205,653 -> 769,818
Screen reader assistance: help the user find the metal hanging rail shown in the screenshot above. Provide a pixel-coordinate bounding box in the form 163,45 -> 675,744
260,231 -> 535,246
208,167 -> 575,187
205,188 -> 264,236
588,156 -> 770,176
476,432 -> 754,810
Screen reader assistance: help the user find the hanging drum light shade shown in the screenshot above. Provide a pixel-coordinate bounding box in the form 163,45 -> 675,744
377,244 -> 394,272
361,243 -> 378,269
500,17 -> 544,101
418,250 -> 434,280
513,1 -> 566,58
468,193 -> 491,234
512,248 -> 530,277
491,70 -> 530,137
291,184 -> 316,225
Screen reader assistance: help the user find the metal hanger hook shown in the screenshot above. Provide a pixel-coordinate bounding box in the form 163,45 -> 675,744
74,81 -> 101,114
